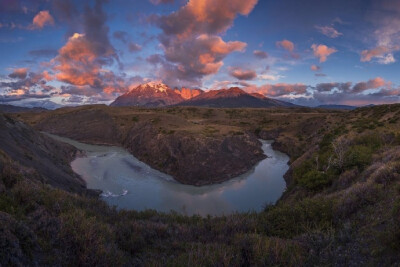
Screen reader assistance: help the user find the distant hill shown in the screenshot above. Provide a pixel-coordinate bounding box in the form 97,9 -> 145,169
316,104 -> 357,110
0,104 -> 47,113
178,87 -> 297,108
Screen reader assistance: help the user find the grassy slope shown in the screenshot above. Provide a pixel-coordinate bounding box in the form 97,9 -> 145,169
1,104 -> 400,265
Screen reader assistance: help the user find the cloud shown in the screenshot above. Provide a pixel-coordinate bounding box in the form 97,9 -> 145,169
253,50 -> 268,59
158,34 -> 247,86
153,0 -> 258,86
150,0 -> 174,5
157,0 -> 258,38
314,78 -> 385,94
50,0 -> 123,96
229,67 -> 257,80
315,25 -> 342,38
1,71 -> 57,102
128,42 -> 142,52
258,74 -> 283,81
310,77 -> 398,106
31,10 -> 55,29
276,39 -> 294,52
360,45 -> 400,64
310,65 -> 321,71
311,44 -> 337,62
352,77 -> 386,93
113,31 -> 129,43
8,68 -> 28,79
244,83 -> 308,97
276,39 -> 299,59
315,82 -> 351,92
146,54 -> 164,64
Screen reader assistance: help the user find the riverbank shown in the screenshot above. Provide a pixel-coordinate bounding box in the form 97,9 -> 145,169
49,134 -> 289,216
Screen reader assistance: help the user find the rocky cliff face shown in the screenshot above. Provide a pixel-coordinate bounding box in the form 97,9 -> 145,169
174,87 -> 203,100
123,122 -> 265,185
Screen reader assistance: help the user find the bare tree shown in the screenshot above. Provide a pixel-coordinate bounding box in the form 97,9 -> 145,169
332,136 -> 349,171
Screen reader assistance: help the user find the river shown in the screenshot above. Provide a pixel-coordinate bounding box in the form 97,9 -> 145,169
48,134 -> 289,216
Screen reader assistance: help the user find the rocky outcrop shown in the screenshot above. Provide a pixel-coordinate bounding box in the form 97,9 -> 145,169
123,122 -> 266,185
174,87 -> 203,100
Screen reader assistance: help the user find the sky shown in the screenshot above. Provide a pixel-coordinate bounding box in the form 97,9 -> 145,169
1,0 -> 400,107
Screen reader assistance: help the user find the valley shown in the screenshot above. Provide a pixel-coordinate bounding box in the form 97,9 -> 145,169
13,104 -> 334,185
2,103 -> 400,265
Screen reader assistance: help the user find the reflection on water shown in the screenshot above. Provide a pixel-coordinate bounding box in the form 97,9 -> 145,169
48,134 -> 289,216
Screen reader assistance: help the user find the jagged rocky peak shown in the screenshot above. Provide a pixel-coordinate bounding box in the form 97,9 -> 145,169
110,81 -> 184,107
131,81 -> 171,93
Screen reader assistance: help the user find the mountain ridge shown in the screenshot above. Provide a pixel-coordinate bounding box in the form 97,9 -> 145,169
111,83 -> 297,108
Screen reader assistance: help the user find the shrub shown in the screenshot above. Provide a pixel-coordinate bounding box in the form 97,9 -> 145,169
344,145 -> 373,170
260,198 -> 334,238
334,182 -> 381,219
297,170 -> 331,191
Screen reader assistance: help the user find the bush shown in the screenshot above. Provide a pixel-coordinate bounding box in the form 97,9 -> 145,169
344,145 -> 373,170
334,182 -> 381,219
297,170 -> 331,191
260,198 -> 334,238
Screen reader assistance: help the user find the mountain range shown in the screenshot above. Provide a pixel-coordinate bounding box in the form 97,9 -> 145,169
110,82 -> 296,108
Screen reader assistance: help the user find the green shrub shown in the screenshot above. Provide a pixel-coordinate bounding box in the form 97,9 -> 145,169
344,145 -> 373,170
297,170 -> 332,191
260,198 -> 334,238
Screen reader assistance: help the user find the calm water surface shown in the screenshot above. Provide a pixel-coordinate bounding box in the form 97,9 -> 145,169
49,134 -> 289,216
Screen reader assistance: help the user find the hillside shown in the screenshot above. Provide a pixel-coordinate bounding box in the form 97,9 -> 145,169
1,104 -> 400,265
0,104 -> 47,113
0,113 -> 94,194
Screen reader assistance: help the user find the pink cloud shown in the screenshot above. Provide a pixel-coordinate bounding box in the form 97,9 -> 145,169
31,10 -> 55,29
158,0 -> 258,39
244,83 -> 308,97
229,67 -> 257,80
311,44 -> 337,62
8,68 -> 29,79
315,25 -> 342,38
154,0 -> 257,86
276,39 -> 294,52
253,50 -> 268,59
352,77 -> 387,93
310,65 -> 321,71
360,45 -> 400,64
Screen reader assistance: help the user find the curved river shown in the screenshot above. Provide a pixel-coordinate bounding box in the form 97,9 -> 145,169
49,134 -> 289,216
